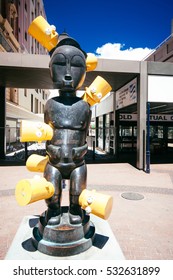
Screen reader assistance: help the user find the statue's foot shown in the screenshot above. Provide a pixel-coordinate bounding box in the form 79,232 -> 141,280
48,215 -> 61,225
69,212 -> 82,225
45,208 -> 61,225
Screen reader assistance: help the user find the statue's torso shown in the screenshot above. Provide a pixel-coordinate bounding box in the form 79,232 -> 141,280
44,97 -> 91,168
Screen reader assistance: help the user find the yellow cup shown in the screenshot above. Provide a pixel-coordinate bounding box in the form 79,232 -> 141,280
86,53 -> 98,72
28,15 -> 58,51
20,120 -> 53,142
83,76 -> 112,106
15,177 -> 54,206
26,154 -> 48,172
79,189 -> 113,219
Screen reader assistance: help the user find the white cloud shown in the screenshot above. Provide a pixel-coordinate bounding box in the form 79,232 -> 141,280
95,42 -> 154,60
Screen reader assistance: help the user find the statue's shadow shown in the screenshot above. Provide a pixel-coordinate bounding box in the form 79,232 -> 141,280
22,217 -> 109,253
22,217 -> 38,252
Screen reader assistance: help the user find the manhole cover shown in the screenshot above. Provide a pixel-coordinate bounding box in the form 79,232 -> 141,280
121,192 -> 144,200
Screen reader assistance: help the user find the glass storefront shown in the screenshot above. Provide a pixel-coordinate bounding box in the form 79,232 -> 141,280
168,127 -> 173,149
119,125 -> 137,151
150,125 -> 165,153
96,111 -> 173,161
105,114 -> 110,153
119,123 -> 173,154
97,113 -> 114,153
98,116 -> 104,150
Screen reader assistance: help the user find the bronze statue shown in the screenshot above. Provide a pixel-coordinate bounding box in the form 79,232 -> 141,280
15,16 -> 113,256
44,35 -> 91,225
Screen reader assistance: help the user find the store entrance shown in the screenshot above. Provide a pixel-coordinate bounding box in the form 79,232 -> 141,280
150,124 -> 173,155
118,121 -> 173,163
119,124 -> 137,152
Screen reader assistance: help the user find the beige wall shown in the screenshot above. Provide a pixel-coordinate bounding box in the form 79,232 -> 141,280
18,89 -> 49,113
146,36 -> 173,62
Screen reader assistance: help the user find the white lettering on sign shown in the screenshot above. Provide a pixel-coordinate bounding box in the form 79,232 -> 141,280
120,114 -> 173,122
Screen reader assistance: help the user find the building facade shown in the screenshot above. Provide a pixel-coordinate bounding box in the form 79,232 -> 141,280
0,0 -> 49,151
92,22 -> 173,171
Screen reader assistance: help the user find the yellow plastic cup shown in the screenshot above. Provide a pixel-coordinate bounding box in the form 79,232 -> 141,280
28,15 -> 58,51
26,154 -> 48,172
15,177 -> 54,206
20,120 -> 53,142
83,76 -> 112,106
79,189 -> 113,219
86,53 -> 98,72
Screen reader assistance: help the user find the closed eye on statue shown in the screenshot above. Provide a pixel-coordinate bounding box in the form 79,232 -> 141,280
71,55 -> 85,67
52,53 -> 66,66
53,61 -> 66,66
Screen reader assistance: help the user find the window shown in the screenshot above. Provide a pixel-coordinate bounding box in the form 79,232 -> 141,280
24,89 -> 27,97
98,116 -> 104,150
25,2 -> 27,12
25,32 -> 27,41
35,98 -> 38,113
32,12 -> 34,21
31,94 -> 33,112
42,90 -> 45,99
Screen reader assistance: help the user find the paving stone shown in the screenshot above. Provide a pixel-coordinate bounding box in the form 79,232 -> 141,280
1,163 -> 173,260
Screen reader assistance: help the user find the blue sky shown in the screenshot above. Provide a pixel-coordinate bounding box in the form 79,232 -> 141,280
43,0 -> 173,60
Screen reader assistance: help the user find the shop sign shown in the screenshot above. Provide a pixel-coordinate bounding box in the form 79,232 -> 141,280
149,115 -> 173,121
120,114 -> 173,122
116,78 -> 137,110
120,114 -> 137,121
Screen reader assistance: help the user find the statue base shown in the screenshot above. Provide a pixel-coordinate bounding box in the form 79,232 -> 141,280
5,214 -> 125,260
32,207 -> 95,256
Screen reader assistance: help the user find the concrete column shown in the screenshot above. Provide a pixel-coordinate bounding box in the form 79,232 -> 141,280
0,87 -> 6,159
136,62 -> 148,170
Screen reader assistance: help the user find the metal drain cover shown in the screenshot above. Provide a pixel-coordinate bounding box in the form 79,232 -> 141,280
121,192 -> 144,200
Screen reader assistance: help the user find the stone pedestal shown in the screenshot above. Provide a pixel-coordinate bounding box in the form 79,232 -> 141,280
5,213 -> 125,260
33,207 -> 95,256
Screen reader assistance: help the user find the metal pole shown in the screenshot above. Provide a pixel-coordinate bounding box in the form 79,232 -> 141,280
146,102 -> 150,173
0,87 -> 6,159
25,142 -> 28,162
92,140 -> 95,160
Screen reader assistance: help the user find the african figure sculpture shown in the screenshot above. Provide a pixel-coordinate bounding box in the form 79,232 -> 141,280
44,36 -> 91,225
15,16 -> 113,256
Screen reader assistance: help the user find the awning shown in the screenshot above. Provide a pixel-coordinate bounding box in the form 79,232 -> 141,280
6,101 -> 44,121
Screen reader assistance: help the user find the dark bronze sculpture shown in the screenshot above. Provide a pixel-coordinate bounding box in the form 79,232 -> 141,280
44,36 -> 91,225
15,16 -> 113,256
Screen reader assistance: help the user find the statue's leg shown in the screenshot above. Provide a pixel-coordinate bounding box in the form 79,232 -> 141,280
44,163 -> 62,225
69,163 -> 87,224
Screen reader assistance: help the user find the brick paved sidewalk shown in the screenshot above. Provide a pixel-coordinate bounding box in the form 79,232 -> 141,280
0,163 -> 173,260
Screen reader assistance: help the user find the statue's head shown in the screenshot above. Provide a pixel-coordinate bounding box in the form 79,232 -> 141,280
28,16 -> 98,92
49,34 -> 87,91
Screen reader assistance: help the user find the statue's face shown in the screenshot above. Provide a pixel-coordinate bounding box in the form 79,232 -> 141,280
49,45 -> 86,90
